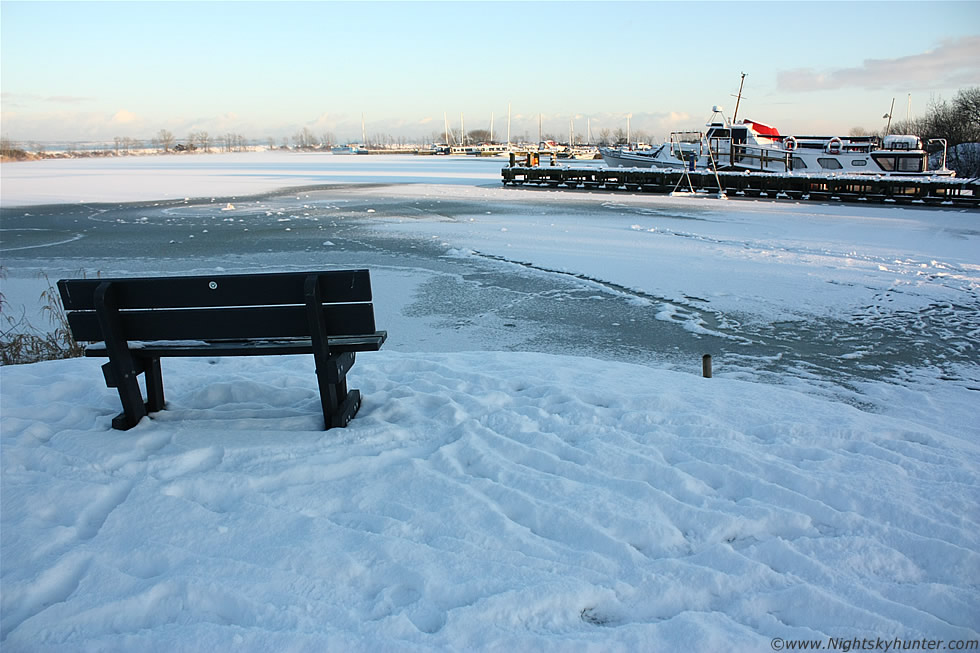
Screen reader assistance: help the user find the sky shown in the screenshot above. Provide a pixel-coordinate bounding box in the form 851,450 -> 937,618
2,0 -> 979,145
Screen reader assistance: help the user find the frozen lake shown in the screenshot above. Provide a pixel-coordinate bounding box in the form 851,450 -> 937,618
2,153 -> 977,406
2,152 -> 978,650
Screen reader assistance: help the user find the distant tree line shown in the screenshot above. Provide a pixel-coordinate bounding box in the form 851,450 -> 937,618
911,87 -> 980,176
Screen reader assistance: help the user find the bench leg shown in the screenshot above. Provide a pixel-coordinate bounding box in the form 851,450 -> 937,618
314,351 -> 361,429
101,357 -> 163,429
100,360 -> 147,430
143,357 -> 165,413
94,281 -> 147,431
110,366 -> 147,430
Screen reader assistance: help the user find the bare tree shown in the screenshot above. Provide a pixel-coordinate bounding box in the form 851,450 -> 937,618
293,127 -> 315,149
156,129 -> 175,153
468,129 -> 491,143
196,131 -> 211,153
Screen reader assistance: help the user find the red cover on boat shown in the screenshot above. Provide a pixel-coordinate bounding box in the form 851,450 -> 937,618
743,119 -> 780,137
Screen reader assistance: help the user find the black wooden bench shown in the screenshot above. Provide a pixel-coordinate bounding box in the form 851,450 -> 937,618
58,270 -> 386,430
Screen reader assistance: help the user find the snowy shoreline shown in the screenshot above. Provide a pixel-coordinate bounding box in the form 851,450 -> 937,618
2,152 -> 978,650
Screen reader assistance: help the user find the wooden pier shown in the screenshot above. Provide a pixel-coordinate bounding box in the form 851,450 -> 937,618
501,164 -> 980,208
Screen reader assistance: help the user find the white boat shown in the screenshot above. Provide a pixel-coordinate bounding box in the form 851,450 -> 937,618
331,144 -> 369,155
467,143 -> 511,157
449,145 -> 480,155
601,108 -> 953,177
554,145 -> 601,160
569,146 -> 601,160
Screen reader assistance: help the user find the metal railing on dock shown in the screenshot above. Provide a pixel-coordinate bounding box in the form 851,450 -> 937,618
500,164 -> 979,208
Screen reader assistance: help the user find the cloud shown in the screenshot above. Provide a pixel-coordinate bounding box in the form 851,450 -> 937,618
45,96 -> 92,105
1,92 -> 40,108
1,93 -> 93,108
777,35 -> 980,92
111,110 -> 139,124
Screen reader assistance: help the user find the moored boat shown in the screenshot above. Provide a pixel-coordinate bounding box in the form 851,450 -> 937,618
331,144 -> 369,155
601,107 -> 953,177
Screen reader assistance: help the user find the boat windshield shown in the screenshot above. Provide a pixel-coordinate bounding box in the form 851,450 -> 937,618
872,153 -> 925,173
671,131 -> 702,143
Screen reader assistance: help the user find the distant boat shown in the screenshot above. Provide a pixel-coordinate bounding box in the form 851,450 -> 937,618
419,143 -> 451,155
331,144 -> 368,155
565,146 -> 601,160
467,144 -> 511,157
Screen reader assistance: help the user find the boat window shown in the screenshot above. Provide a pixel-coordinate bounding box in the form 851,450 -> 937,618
817,158 -> 843,170
732,128 -> 748,144
851,159 -> 867,166
873,155 -> 896,171
789,157 -> 807,170
707,128 -> 730,139
897,156 -> 924,172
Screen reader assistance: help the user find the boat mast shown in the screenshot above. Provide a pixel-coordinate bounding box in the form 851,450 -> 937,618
732,72 -> 746,123
490,112 -> 494,144
507,103 -> 512,147
444,112 -> 451,145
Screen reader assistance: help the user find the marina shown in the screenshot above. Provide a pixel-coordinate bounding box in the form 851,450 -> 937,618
501,161 -> 980,207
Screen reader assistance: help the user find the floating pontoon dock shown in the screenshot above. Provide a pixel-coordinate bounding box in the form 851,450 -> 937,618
501,164 -> 979,208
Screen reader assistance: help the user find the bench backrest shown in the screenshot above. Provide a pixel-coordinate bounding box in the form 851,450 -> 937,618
58,270 -> 378,342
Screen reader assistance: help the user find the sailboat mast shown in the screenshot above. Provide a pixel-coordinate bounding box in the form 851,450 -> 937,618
732,72 -> 746,123
507,103 -> 512,146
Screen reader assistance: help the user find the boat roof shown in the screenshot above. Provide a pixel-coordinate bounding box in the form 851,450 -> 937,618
741,119 -> 780,137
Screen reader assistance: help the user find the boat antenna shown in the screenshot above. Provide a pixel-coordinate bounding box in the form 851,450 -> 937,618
732,72 -> 746,123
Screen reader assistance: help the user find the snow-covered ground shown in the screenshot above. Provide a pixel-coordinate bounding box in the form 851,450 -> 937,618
1,152 -> 978,651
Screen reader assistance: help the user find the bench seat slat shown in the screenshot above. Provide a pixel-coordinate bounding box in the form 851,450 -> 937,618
67,304 -> 377,342
83,333 -> 387,357
58,269 -> 373,310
